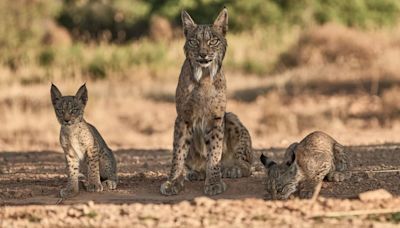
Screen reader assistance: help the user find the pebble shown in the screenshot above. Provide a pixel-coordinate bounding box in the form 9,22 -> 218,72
359,189 -> 393,202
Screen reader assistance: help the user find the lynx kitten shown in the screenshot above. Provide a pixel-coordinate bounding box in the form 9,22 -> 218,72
51,84 -> 117,198
260,131 -> 349,200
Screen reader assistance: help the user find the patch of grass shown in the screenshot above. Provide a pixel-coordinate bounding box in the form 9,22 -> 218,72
85,210 -> 98,219
390,212 -> 400,223
28,214 -> 42,223
38,48 -> 55,67
242,59 -> 268,76
138,215 -> 159,221
20,75 -> 44,86
87,57 -> 107,80
314,0 -> 400,28
251,215 -> 269,221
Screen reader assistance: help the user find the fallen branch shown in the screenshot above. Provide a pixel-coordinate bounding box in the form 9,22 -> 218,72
309,208 -> 400,219
348,169 -> 400,174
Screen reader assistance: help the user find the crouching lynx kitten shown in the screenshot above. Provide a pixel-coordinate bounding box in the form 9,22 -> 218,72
260,131 -> 349,200
51,84 -> 118,198
160,8 -> 253,196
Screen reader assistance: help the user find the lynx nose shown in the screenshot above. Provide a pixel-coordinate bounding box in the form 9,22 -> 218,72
64,114 -> 71,122
199,52 -> 207,59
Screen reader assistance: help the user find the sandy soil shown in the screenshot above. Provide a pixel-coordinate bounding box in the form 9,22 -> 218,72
2,144 -> 400,227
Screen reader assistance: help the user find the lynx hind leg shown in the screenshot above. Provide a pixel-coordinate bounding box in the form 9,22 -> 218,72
326,143 -> 350,182
222,112 -> 253,179
333,143 -> 348,171
99,149 -> 118,190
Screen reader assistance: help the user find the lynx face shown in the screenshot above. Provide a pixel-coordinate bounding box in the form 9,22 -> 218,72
260,154 -> 298,200
181,8 -> 228,82
51,84 -> 88,126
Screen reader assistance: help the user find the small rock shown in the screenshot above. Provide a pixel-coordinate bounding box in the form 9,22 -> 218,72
359,189 -> 393,202
87,200 -> 95,207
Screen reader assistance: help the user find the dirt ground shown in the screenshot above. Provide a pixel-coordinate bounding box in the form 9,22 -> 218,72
2,144 -> 400,227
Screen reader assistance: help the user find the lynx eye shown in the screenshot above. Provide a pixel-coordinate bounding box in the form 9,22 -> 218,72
188,39 -> 198,47
208,39 -> 219,46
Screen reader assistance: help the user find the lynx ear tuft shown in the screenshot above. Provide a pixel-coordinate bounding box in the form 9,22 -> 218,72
260,154 -> 276,169
213,7 -> 228,36
75,83 -> 88,105
181,10 -> 197,37
50,83 -> 62,106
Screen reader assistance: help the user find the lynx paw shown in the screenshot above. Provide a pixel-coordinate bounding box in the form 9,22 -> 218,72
326,171 -> 347,182
60,187 -> 79,198
336,162 -> 348,172
222,167 -> 244,178
186,170 -> 206,181
160,180 -> 184,196
102,180 -> 117,190
204,180 -> 226,196
86,181 -> 103,192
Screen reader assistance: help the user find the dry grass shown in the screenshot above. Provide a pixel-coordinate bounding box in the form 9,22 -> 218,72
2,23 -> 400,151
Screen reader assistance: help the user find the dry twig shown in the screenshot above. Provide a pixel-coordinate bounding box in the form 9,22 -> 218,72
309,208 -> 400,219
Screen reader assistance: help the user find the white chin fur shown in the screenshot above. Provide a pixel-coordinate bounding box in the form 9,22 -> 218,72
193,60 -> 219,82
193,66 -> 203,82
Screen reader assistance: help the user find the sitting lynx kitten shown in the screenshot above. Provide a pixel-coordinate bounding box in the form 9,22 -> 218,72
51,84 -> 117,198
260,131 -> 349,200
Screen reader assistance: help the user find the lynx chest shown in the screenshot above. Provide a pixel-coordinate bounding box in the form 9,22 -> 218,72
60,124 -> 95,161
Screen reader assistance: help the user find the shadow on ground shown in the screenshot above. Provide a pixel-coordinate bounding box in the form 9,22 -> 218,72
1,144 -> 400,205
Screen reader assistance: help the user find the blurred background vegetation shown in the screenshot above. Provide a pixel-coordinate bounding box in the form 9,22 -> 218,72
2,0 -> 400,150
2,0 -> 400,82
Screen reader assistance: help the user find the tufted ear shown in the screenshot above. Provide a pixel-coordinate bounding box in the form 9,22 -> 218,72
181,10 -> 197,37
50,83 -> 62,106
284,142 -> 298,166
75,83 -> 88,105
260,154 -> 276,169
213,7 -> 228,36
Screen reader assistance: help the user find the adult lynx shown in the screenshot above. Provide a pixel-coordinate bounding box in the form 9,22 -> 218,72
160,8 -> 253,196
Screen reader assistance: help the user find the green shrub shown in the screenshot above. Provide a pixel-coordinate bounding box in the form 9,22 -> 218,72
38,48 -> 55,67
55,0 -> 400,43
0,1 -> 61,69
87,56 -> 107,80
314,0 -> 400,28
57,0 -> 151,42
